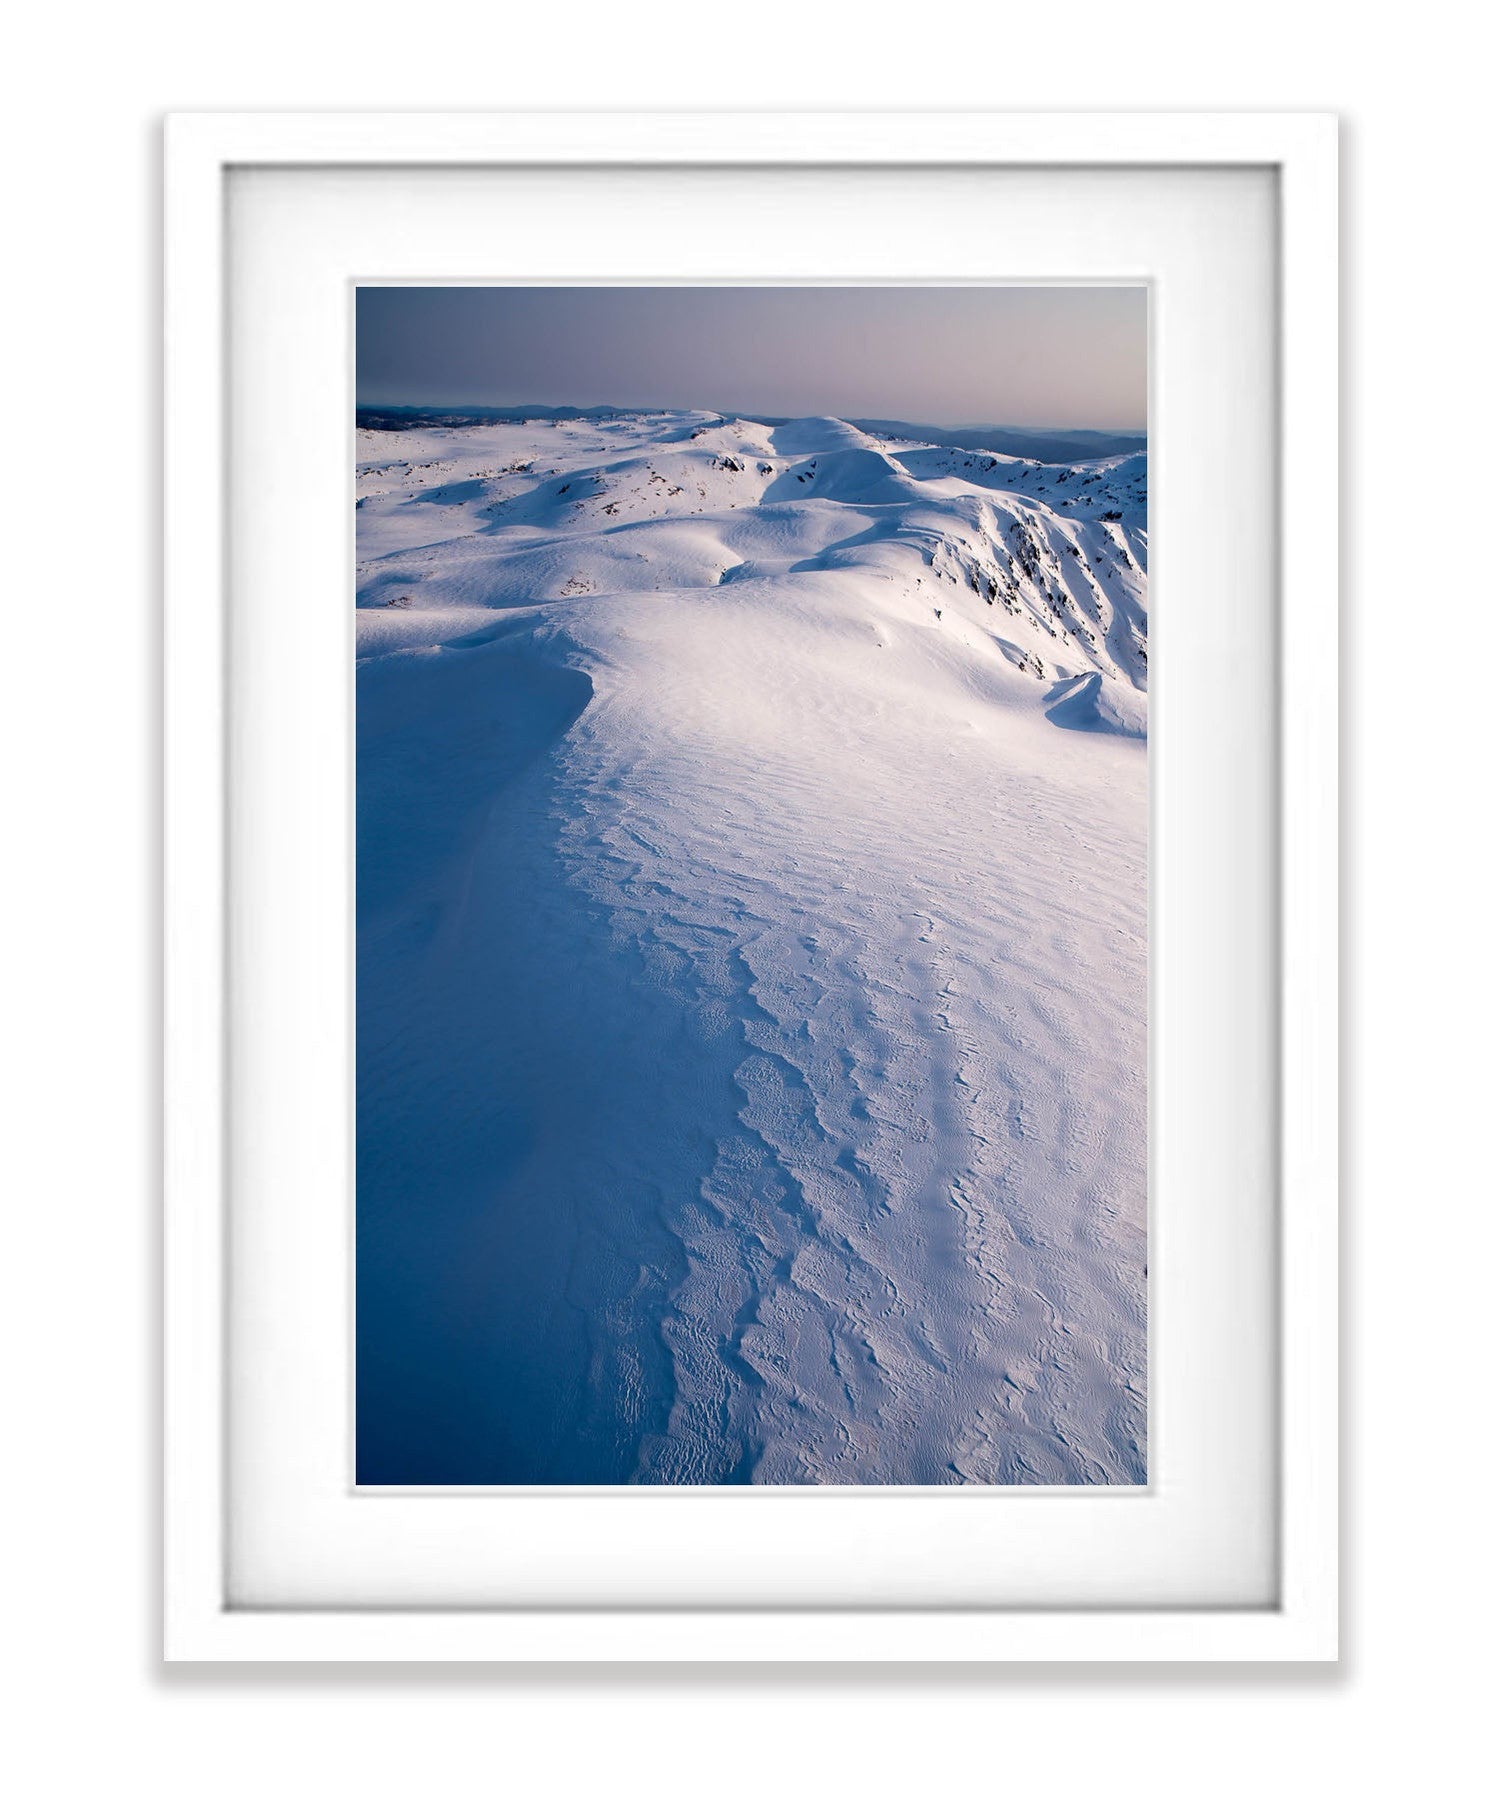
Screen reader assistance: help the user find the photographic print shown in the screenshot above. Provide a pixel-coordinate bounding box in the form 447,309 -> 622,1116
355,285 -> 1148,1486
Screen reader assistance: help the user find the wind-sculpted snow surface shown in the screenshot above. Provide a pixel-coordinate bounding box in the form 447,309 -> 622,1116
355,410 -> 1147,1484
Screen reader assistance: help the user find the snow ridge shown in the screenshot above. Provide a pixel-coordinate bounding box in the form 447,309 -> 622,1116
355,410 -> 1147,1485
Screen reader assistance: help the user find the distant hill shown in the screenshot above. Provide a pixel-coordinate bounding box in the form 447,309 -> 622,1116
356,403 -> 632,431
355,405 -> 1146,464
847,420 -> 1146,462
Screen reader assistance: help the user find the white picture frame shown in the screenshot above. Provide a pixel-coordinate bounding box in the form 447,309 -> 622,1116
164,111 -> 1338,1663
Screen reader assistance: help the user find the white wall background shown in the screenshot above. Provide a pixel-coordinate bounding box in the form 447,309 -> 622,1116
3,4 -> 1491,1791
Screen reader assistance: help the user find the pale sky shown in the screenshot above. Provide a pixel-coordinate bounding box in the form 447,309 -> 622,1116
356,285 -> 1146,431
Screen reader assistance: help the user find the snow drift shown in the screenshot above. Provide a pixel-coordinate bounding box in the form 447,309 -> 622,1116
355,409 -> 1148,1485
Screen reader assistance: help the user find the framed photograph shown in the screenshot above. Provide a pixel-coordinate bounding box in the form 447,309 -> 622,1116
164,112 -> 1338,1661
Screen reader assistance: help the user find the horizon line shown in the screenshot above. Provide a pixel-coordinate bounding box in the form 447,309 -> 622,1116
354,401 -> 1149,436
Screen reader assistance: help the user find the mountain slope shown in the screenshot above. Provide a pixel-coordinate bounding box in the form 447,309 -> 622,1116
355,410 -> 1148,1485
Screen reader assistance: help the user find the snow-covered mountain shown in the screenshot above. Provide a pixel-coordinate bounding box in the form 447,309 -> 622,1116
355,410 -> 1148,1485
